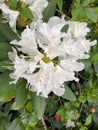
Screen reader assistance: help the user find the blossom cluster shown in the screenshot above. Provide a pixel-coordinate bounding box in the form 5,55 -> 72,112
8,16 -> 96,98
0,0 -> 96,98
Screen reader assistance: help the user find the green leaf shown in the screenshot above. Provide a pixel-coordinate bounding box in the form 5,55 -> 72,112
31,92 -> 46,119
43,0 -> 56,22
0,32 -> 7,42
94,64 -> 98,73
55,0 -> 63,12
84,8 -> 98,22
73,0 -> 80,4
7,118 -> 24,130
61,24 -> 69,33
93,113 -> 98,124
11,79 -> 28,110
84,114 -> 92,126
27,116 -> 38,128
0,42 -> 12,60
26,101 -> 33,112
0,16 -> 19,42
56,109 -> 65,121
91,53 -> 98,63
71,4 -> 86,21
0,117 -> 10,129
0,71 -> 16,102
80,0 -> 95,6
94,7 -> 98,19
95,0 -> 98,4
62,83 -> 76,101
79,95 -> 86,103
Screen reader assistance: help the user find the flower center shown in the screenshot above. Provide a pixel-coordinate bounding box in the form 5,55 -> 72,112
42,53 -> 51,63
42,53 -> 60,66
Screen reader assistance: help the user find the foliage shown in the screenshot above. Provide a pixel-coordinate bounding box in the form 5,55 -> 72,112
0,0 -> 98,130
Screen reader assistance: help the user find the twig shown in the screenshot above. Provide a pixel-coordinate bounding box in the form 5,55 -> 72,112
58,97 -> 63,107
76,82 -> 82,96
75,104 -> 84,122
76,72 -> 89,80
41,117 -> 47,130
70,104 -> 84,130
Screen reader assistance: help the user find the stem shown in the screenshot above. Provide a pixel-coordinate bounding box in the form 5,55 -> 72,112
76,72 -> 89,80
59,97 -> 63,107
76,82 -> 82,95
71,104 -> 84,130
75,104 -> 84,122
41,117 -> 47,130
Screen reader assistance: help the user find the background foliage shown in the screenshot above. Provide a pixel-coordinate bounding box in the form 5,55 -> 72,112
0,0 -> 98,129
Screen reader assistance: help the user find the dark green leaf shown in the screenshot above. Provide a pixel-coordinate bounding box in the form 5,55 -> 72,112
0,16 -> 19,42
61,24 -> 69,33
93,113 -> 98,124
94,64 -> 98,73
95,0 -> 98,4
85,8 -> 98,22
43,0 -> 56,22
0,42 -> 12,60
0,117 -> 10,129
11,79 -> 28,110
31,92 -> 46,119
0,32 -> 7,42
0,71 -> 16,102
62,83 -> 76,101
7,118 -> 24,130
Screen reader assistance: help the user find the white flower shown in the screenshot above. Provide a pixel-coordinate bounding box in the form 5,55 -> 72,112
23,0 -> 48,19
8,48 -> 28,84
66,119 -> 75,128
38,16 -> 66,44
23,61 -> 65,97
8,10 -> 19,32
68,21 -> 90,38
28,0 -> 48,19
0,3 -> 19,32
37,16 -> 66,59
8,47 -> 42,84
30,19 -> 43,30
61,37 -> 97,59
10,26 -> 37,53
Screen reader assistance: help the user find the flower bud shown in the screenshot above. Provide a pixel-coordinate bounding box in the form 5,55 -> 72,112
89,107 -> 96,113
54,114 -> 61,121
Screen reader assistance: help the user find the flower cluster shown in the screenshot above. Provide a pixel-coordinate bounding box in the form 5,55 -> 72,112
8,15 -> 96,98
1,1 -> 96,98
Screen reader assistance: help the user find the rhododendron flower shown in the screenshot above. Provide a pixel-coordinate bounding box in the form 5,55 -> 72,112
0,3 -> 19,32
8,16 -> 97,98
